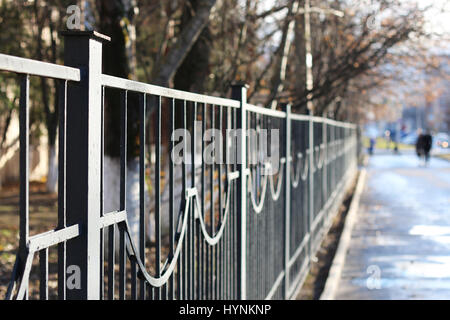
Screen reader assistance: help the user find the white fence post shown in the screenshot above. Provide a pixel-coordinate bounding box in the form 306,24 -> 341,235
232,82 -> 248,300
284,105 -> 292,298
308,114 -> 314,261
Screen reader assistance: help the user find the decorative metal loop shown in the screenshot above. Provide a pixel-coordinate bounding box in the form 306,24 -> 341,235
269,162 -> 284,201
122,195 -> 191,288
302,149 -> 310,181
291,152 -> 303,189
247,164 -> 270,214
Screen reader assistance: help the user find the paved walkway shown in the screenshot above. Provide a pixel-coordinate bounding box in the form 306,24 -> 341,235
335,151 -> 450,299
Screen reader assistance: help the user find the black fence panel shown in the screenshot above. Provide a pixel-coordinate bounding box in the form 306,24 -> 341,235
1,31 -> 358,300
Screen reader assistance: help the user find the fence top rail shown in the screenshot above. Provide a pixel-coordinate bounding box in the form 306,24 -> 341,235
101,74 -> 241,108
101,74 -> 357,129
290,113 -> 310,122
285,112 -> 357,129
245,103 -> 287,118
0,53 -> 81,81
323,118 -> 357,129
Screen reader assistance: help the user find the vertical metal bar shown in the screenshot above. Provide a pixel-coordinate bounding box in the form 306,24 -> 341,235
119,226 -> 126,300
57,80 -> 68,300
195,102 -> 202,299
210,104 -> 215,299
139,93 -> 146,300
99,220 -> 104,300
108,225 -> 115,300
308,114 -> 314,262
230,168 -> 234,299
218,105 -> 223,299
120,90 -> 128,211
204,104 -> 210,300
224,106 -> 229,299
176,95 -> 182,298
183,100 -> 188,300
147,283 -> 153,300
100,85 -> 105,300
231,83 -> 248,300
39,249 -> 49,300
232,106 -> 238,298
155,95 -> 162,300
201,103 -> 206,299
323,122 -> 327,221
118,90 -> 127,301
169,98 -> 175,299
284,105 -> 291,298
191,102 -> 198,299
19,74 -> 30,301
131,260 -> 137,300
19,74 -> 29,252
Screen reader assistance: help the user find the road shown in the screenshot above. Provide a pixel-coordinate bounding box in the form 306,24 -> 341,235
335,151 -> 450,299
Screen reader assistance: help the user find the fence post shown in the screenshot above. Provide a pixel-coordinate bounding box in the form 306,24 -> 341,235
284,105 -> 291,299
231,82 -> 248,300
308,114 -> 314,261
323,120 -> 328,222
62,31 -> 110,300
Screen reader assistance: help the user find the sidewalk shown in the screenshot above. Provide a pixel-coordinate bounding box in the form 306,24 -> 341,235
334,151 -> 450,299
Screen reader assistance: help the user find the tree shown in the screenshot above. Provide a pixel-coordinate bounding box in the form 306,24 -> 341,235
151,0 -> 217,88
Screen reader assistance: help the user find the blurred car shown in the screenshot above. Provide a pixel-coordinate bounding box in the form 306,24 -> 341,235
435,132 -> 449,149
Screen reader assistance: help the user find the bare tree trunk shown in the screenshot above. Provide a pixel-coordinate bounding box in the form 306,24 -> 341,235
34,0 -> 60,192
174,0 -> 212,93
152,0 -> 217,87
98,0 -> 149,248
264,0 -> 300,109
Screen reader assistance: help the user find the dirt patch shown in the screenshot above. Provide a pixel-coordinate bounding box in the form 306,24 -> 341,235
0,182 -> 173,299
296,174 -> 358,300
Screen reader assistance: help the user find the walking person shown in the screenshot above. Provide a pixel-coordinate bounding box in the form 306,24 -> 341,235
415,130 -> 433,166
416,130 -> 424,165
422,131 -> 433,166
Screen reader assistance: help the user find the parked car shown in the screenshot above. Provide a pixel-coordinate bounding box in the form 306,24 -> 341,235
435,132 -> 449,149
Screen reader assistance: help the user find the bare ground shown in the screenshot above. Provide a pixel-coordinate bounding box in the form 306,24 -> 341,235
296,175 -> 358,300
0,182 -> 58,299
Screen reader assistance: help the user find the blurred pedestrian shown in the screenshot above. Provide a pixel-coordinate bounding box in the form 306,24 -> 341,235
422,131 -> 433,165
368,138 -> 375,155
416,129 -> 433,166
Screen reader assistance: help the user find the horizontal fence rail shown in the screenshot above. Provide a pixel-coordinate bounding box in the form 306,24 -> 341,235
0,31 -> 358,300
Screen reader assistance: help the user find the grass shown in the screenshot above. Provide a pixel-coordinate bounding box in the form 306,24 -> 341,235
436,153 -> 450,161
362,137 -> 414,151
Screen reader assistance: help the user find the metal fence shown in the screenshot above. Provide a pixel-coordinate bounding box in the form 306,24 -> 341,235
1,31 -> 357,300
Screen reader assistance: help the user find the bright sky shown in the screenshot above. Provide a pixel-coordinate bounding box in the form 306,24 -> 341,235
256,0 -> 450,36
253,0 -> 450,54
414,0 -> 450,37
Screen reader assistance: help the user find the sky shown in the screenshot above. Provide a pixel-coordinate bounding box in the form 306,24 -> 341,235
251,0 -> 450,56
255,0 -> 450,36
414,0 -> 450,37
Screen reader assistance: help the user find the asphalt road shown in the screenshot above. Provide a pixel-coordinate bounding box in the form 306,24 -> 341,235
335,151 -> 450,299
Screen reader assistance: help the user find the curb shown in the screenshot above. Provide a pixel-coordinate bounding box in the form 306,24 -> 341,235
319,167 -> 367,300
